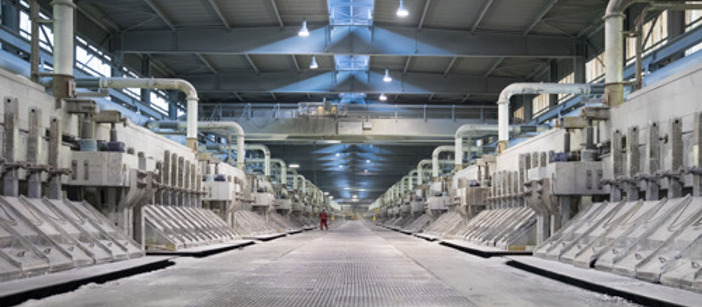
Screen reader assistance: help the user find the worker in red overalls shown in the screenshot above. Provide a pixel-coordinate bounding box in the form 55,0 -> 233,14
319,208 -> 329,230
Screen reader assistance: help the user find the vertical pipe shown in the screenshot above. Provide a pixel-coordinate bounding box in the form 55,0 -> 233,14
454,137 -> 463,171
52,0 -> 75,99
186,97 -> 198,150
498,102 -> 509,150
604,5 -> 625,107
237,135 -> 245,170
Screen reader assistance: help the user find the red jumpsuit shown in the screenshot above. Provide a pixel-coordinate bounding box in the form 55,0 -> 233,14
319,211 -> 328,230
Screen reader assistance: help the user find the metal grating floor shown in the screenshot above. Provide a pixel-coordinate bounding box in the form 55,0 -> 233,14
188,222 -> 475,307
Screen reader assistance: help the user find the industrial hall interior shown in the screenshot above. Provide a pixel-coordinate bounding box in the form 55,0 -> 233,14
1,0 -> 702,306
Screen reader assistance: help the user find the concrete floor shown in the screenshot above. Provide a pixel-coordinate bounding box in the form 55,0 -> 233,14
17,221 -> 639,307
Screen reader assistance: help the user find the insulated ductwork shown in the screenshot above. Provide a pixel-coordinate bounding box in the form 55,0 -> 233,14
150,121 -> 246,169
76,77 -> 200,151
432,145 -> 455,181
497,83 -> 602,149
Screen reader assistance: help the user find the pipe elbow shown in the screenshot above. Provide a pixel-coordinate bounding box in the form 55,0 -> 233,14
175,79 -> 198,101
605,0 -> 633,17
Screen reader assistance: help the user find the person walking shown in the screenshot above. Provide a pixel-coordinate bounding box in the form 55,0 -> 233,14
319,208 -> 329,230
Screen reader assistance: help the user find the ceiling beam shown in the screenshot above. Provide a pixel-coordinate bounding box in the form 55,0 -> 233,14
523,0 -> 559,35
471,0 -> 495,32
120,25 -> 578,58
443,56 -> 458,76
269,0 -> 284,27
403,56 -> 412,73
484,56 -> 504,77
206,0 -> 231,30
196,53 -> 218,74
244,54 -> 260,73
143,0 -> 175,31
291,55 -> 301,72
233,92 -> 244,101
417,0 -> 432,30
184,70 -> 521,95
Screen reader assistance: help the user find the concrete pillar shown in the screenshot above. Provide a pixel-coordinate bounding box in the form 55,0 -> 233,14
3,97 -> 19,197
27,108 -> 42,198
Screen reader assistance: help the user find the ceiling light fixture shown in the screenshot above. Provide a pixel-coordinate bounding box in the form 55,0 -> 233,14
335,153 -> 341,157
379,93 -> 387,101
309,56 -> 318,69
338,165 -> 343,168
298,20 -> 310,37
383,68 -> 392,83
289,164 -> 300,169
396,0 -> 409,17
366,160 -> 371,163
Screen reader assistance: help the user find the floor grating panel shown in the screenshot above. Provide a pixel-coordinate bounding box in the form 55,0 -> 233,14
188,222 -> 475,307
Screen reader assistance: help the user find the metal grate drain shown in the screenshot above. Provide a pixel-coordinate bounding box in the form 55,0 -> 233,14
188,222 -> 475,307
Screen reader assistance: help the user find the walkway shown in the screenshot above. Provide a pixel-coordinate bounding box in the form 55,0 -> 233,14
17,221 -> 639,307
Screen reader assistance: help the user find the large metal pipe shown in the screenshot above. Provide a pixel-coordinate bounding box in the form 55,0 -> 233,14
245,144 -> 271,180
52,0 -> 74,98
497,83 -> 601,149
417,159 -> 453,186
604,0 -> 635,107
453,124 -> 495,171
432,145 -> 455,181
271,158 -> 287,186
298,175 -> 307,194
151,121 -> 246,169
408,169 -> 418,191
246,158 -> 286,185
77,77 -> 200,151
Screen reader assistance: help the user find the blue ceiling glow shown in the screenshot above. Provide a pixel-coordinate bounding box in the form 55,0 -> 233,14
328,0 -> 375,26
334,55 -> 370,71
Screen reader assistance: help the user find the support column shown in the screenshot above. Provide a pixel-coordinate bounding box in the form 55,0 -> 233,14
668,118 -> 683,198
1,0 -> 19,53
110,35 -> 123,78
522,96 -> 533,122
48,116 -> 62,199
168,90 -> 179,120
610,129 -> 623,202
3,97 -> 19,197
667,10 -> 686,63
162,151 -> 171,205
626,126 -> 640,201
646,122 -> 660,200
548,61 -> 559,107
693,113 -> 702,196
141,56 -> 151,105
27,108 -> 42,198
